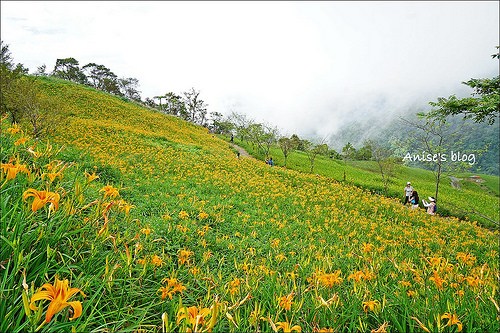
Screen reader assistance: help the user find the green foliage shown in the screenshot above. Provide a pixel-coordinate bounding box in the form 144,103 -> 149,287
427,50 -> 499,125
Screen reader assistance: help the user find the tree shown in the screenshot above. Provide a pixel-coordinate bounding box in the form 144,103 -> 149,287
183,87 -> 208,125
4,76 -> 61,138
304,139 -> 329,173
355,142 -> 373,160
341,142 -> 357,160
81,63 -> 121,95
366,139 -> 401,196
143,97 -> 157,109
118,77 -> 141,101
289,134 -> 305,151
162,92 -> 186,117
426,47 -> 499,125
278,136 -> 297,167
1,41 -> 29,123
400,114 -> 483,202
247,123 -> 278,159
52,57 -> 87,84
208,112 -> 233,134
34,64 -> 48,76
228,111 -> 252,142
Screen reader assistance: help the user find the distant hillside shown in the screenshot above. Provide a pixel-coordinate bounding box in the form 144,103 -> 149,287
329,114 -> 499,175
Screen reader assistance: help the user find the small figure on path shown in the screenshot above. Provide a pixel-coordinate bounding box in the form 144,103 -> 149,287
422,197 -> 437,215
230,134 -> 234,142
267,157 -> 274,166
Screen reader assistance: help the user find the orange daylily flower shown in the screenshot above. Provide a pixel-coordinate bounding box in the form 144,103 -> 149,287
7,123 -> 21,134
362,299 -> 380,313
176,305 -> 211,330
29,277 -> 85,323
429,270 -> 446,290
278,292 -> 294,311
100,185 -> 120,198
23,188 -> 60,213
152,254 -> 164,267
317,270 -> 343,287
158,277 -> 186,300
14,137 -> 29,146
275,320 -> 302,332
441,312 -> 463,332
1,162 -> 30,180
84,171 -> 99,183
178,249 -> 194,265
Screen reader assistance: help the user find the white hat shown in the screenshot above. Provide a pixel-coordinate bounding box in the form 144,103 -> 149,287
428,197 -> 435,202
407,182 -> 411,185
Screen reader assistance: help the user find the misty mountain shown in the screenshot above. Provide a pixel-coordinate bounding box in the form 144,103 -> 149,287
329,113 -> 499,175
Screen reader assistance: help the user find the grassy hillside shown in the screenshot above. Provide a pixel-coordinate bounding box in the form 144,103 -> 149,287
233,141 -> 499,229
1,76 -> 499,332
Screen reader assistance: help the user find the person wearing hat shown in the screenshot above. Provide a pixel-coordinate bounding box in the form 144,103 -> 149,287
422,197 -> 437,215
403,182 -> 414,205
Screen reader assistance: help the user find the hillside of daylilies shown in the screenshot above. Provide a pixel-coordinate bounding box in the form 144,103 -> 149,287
1,76 -> 499,332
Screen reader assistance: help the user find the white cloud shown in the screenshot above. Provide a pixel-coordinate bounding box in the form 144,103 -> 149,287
1,1 -> 498,139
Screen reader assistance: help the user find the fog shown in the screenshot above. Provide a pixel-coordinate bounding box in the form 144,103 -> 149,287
1,1 -> 498,141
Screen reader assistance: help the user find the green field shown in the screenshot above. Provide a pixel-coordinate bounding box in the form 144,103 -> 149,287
233,140 -> 499,230
1,76 -> 498,332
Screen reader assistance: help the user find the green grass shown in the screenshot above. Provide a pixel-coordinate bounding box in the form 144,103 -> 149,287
232,137 -> 499,230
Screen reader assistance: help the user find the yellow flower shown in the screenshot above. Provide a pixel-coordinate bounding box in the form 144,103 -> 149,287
23,188 -> 60,213
141,227 -> 151,236
275,320 -> 301,332
407,290 -> 417,297
116,199 -> 134,214
100,185 -> 120,198
14,137 -> 29,146
152,255 -> 163,267
158,278 -> 186,300
7,123 -> 21,134
278,292 -> 294,311
317,270 -> 343,287
464,275 -> 482,287
228,278 -> 241,295
198,211 -> 209,220
429,270 -> 446,290
178,249 -> 194,265
362,299 -> 380,313
441,312 -> 463,332
29,277 -> 85,323
176,305 -> 211,330
179,210 -> 190,219
427,256 -> 444,267
361,242 -> 374,253
1,162 -> 30,180
348,270 -> 365,283
271,238 -> 280,248
84,171 -> 99,183
456,252 -> 476,265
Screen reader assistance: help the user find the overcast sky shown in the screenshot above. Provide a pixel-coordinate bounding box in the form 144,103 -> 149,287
1,1 -> 498,139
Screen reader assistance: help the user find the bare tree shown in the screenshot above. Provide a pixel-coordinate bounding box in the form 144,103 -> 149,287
303,137 -> 329,173
278,136 -> 297,167
400,113 -> 480,202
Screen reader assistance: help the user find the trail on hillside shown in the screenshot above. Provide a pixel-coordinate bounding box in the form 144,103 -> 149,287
231,143 -> 251,158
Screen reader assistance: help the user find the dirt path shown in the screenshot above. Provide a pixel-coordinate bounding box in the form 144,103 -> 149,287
230,143 -> 251,158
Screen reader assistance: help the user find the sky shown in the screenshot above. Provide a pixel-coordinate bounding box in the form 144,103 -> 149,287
1,1 -> 499,140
